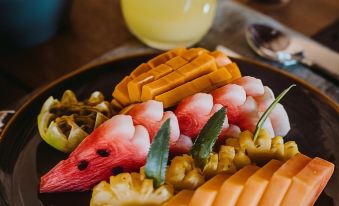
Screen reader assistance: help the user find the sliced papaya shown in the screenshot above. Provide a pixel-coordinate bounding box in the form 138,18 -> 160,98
236,160 -> 282,206
163,190 -> 194,206
258,153 -> 311,206
281,157 -> 334,206
188,172 -> 231,206
212,165 -> 259,206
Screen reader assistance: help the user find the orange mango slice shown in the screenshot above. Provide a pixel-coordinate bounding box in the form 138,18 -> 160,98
212,165 -> 259,206
280,157 -> 334,206
112,76 -> 132,106
163,190 -> 194,206
236,160 -> 282,206
188,173 -> 231,206
258,153 -> 311,206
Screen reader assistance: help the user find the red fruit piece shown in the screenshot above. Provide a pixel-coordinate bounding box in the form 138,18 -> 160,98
211,84 -> 246,124
175,93 -> 229,138
40,115 -> 150,193
128,100 -> 180,146
170,134 -> 193,156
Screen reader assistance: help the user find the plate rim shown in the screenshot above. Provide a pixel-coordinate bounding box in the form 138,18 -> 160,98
0,51 -> 338,143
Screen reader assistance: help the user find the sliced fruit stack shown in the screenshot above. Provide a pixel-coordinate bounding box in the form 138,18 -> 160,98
164,154 -> 334,206
112,48 -> 242,109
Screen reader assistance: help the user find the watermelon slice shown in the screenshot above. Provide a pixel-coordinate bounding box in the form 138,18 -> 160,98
211,84 -> 246,124
128,100 -> 180,146
40,115 -> 150,193
233,76 -> 265,97
175,93 -> 229,138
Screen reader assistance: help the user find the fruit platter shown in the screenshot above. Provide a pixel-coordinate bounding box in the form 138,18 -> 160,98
0,48 -> 338,206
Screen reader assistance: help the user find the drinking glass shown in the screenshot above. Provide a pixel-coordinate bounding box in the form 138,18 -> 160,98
121,0 -> 216,50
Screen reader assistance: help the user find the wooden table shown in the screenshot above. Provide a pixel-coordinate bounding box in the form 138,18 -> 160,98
0,0 -> 338,109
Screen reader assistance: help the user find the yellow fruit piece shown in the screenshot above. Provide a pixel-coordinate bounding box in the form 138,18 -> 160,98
225,63 -> 242,82
141,71 -> 185,101
111,99 -> 123,111
163,190 -> 194,206
236,159 -> 282,206
127,73 -> 154,103
130,63 -> 151,79
90,172 -> 173,206
213,165 -> 259,206
166,56 -> 188,70
181,48 -> 208,61
148,64 -> 173,79
188,173 -> 231,206
258,153 -> 311,206
155,67 -> 232,108
112,76 -> 132,106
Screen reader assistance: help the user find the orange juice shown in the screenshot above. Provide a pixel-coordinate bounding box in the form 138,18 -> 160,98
121,0 -> 216,50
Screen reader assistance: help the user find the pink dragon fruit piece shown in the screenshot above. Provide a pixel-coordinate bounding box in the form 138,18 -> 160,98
236,96 -> 275,138
40,115 -> 150,193
170,134 -> 193,156
211,84 -> 246,124
128,100 -> 180,146
175,93 -> 229,138
254,86 -> 290,137
269,103 -> 291,136
234,76 -> 265,97
221,124 -> 241,139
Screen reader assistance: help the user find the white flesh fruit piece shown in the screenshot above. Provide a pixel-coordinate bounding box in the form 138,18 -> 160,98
129,100 -> 163,122
131,125 -> 151,156
270,103 -> 291,136
234,76 -> 265,97
255,86 -> 275,112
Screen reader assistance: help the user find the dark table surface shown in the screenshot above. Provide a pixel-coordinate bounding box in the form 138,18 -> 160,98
0,0 -> 339,110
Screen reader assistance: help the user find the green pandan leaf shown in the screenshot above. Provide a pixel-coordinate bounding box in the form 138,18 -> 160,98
145,119 -> 171,188
253,84 -> 296,142
191,107 -> 226,168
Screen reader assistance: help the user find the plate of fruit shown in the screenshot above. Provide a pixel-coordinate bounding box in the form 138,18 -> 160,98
0,48 -> 338,206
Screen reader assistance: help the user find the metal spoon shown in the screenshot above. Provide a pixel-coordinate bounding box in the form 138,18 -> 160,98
245,23 -> 339,84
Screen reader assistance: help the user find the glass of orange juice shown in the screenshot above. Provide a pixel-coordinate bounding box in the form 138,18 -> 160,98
121,0 -> 217,50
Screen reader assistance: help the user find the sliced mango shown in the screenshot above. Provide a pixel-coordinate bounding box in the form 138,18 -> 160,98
236,160 -> 282,206
130,63 -> 151,79
281,157 -> 334,206
127,73 -> 154,103
112,76 -> 132,106
212,165 -> 259,206
181,48 -> 208,61
258,153 -> 311,206
111,99 -> 123,111
155,68 -> 232,108
166,56 -> 188,70
225,63 -> 242,82
163,190 -> 194,206
188,173 -> 231,206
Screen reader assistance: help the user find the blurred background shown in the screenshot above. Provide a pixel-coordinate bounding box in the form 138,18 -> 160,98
0,0 -> 338,110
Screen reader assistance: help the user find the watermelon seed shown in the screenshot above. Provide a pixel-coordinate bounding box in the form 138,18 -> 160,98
112,167 -> 123,175
77,160 -> 89,171
97,149 -> 110,157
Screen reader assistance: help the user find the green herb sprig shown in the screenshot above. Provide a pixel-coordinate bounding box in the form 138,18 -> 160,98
253,84 -> 295,142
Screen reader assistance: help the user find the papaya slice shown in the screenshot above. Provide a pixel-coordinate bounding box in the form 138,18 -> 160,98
236,160 -> 282,206
112,76 -> 132,106
212,165 -> 259,206
280,157 -> 334,206
163,190 -> 194,206
258,153 -> 311,206
188,172 -> 231,206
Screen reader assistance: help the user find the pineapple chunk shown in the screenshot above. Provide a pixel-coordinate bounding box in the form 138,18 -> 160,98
90,172 -> 173,206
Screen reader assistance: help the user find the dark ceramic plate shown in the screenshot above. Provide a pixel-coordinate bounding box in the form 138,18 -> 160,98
0,53 -> 338,206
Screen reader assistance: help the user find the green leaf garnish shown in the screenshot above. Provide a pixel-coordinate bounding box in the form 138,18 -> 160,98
190,107 -> 226,168
253,84 -> 296,142
144,119 -> 170,188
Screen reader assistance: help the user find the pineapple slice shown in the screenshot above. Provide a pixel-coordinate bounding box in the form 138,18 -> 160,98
90,171 -> 173,206
165,154 -> 205,191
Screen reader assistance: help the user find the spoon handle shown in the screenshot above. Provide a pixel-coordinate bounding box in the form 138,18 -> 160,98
300,59 -> 339,86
